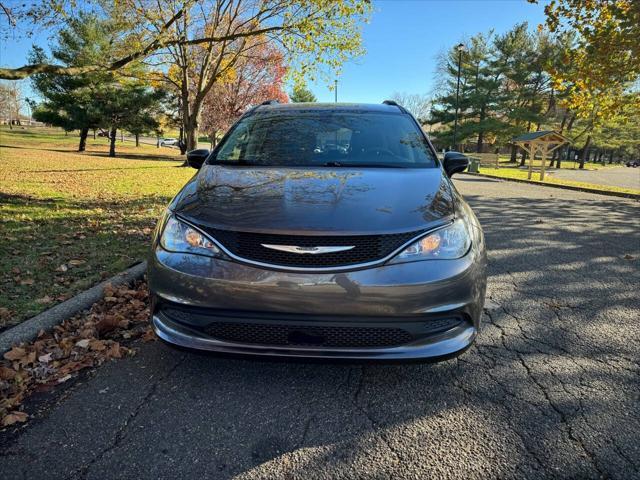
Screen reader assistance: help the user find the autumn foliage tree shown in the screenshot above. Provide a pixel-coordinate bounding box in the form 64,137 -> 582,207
200,42 -> 288,146
135,0 -> 370,151
530,0 -> 640,165
428,17 -> 639,167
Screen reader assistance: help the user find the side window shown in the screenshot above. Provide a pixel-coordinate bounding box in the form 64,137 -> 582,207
217,124 -> 249,161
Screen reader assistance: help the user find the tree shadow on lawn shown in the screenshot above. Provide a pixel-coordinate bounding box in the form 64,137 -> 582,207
0,193 -> 173,327
83,151 -> 184,162
0,144 -> 183,163
30,165 -> 184,173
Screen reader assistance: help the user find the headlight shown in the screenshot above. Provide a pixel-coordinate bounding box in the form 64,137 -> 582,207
390,219 -> 471,263
160,215 -> 222,258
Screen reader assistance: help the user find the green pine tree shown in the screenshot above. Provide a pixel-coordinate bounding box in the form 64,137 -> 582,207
289,84 -> 317,103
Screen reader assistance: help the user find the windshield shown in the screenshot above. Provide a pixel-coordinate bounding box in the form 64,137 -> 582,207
210,111 -> 438,168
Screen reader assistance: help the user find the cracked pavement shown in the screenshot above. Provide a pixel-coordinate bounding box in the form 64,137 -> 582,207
1,176 -> 638,479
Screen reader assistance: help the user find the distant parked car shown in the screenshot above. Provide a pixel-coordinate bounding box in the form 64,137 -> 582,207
625,160 -> 639,168
161,138 -> 178,146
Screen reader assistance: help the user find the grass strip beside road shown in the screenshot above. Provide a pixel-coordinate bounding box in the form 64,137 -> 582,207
0,127 -> 193,328
478,166 -> 640,196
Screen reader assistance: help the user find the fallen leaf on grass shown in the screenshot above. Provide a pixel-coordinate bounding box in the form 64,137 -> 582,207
20,278 -> 35,286
1,411 -> 28,426
0,307 -> 11,321
35,296 -> 54,304
56,264 -> 68,272
75,339 -> 90,349
68,259 -> 86,266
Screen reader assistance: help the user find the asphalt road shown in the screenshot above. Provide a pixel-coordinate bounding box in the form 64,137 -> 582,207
548,165 -> 640,190
2,176 -> 639,479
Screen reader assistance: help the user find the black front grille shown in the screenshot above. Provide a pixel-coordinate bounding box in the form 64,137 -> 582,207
195,225 -> 424,269
204,322 -> 414,348
161,305 -> 466,349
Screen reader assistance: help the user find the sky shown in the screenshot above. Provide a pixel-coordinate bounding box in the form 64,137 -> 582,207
309,0 -> 547,103
0,0 -> 548,106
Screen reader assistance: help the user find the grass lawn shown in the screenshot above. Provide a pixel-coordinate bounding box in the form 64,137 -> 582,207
0,126 -> 194,329
477,165 -> 640,195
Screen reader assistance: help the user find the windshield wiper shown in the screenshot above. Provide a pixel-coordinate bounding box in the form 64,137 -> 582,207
323,161 -> 406,168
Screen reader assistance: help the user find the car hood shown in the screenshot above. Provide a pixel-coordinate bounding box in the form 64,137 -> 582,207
170,165 -> 454,234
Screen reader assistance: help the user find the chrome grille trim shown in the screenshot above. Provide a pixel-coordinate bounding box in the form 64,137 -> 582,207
173,214 -> 454,272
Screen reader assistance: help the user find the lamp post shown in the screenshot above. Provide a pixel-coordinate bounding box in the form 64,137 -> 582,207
334,79 -> 338,103
453,43 -> 466,151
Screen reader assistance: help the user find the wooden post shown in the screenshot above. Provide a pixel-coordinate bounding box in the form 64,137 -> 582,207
527,144 -> 534,180
540,142 -> 549,182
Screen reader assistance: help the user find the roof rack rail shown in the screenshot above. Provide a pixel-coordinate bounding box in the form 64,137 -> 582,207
242,99 -> 280,118
382,100 -> 407,113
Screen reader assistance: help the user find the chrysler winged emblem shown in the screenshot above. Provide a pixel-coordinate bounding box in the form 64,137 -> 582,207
261,244 -> 355,255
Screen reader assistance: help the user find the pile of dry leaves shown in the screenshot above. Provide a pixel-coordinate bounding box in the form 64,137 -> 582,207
0,281 -> 155,428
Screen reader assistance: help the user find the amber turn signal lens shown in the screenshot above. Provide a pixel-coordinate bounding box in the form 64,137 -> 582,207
419,234 -> 441,252
185,228 -> 203,247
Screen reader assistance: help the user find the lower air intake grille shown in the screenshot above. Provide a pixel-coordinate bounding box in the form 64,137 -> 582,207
204,322 -> 415,348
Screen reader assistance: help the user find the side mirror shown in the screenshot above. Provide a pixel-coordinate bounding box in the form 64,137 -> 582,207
186,149 -> 210,169
443,151 -> 469,177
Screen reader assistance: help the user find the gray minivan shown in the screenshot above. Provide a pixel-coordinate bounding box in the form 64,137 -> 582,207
147,101 -> 487,361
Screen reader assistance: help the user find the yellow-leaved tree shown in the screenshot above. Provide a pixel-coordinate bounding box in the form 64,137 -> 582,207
530,0 -> 640,166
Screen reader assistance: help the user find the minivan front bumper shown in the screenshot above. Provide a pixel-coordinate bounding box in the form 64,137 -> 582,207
152,307 -> 477,361
147,240 -> 486,360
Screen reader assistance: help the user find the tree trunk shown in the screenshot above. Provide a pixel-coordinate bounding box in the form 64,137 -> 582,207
476,106 -> 485,153
184,115 -> 199,152
78,127 -> 89,152
210,130 -> 217,150
135,133 -> 139,147
556,147 -> 564,168
553,110 -> 568,167
579,135 -> 591,169
109,127 -> 117,157
519,148 -> 527,167
178,126 -> 187,155
93,129 -> 96,139
510,144 -> 517,163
